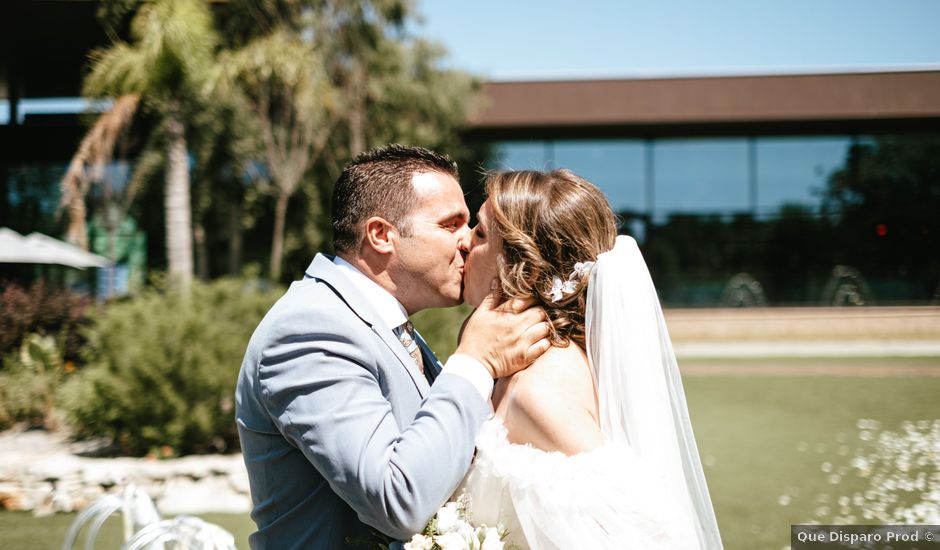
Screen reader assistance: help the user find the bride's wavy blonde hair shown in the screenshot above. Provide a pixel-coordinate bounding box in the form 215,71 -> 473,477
486,169 -> 618,349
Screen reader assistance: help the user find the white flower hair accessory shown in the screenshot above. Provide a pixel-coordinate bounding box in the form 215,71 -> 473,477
548,261 -> 595,302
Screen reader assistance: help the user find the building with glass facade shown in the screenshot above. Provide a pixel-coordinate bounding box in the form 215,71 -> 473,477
463,72 -> 940,306
1,3 -> 938,306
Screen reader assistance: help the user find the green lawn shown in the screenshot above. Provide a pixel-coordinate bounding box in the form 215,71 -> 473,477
684,371 -> 940,550
2,359 -> 938,550
0,511 -> 255,550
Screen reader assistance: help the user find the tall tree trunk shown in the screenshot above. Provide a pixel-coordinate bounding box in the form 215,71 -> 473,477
348,64 -> 366,156
349,100 -> 365,156
194,222 -> 209,280
165,111 -> 194,287
64,188 -> 89,251
227,196 -> 242,276
106,223 -> 117,297
270,190 -> 289,280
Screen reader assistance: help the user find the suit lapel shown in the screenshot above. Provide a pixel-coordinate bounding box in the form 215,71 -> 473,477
304,254 -> 430,398
375,327 -> 431,397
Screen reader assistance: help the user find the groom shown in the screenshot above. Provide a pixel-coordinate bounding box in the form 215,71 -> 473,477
235,144 -> 550,549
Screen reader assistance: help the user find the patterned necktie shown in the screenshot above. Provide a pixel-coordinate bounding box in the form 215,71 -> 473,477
396,321 -> 425,374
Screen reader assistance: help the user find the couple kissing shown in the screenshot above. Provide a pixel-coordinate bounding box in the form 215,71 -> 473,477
236,144 -> 723,549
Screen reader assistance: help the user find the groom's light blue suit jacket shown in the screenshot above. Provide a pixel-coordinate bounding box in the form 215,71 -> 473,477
235,254 -> 491,549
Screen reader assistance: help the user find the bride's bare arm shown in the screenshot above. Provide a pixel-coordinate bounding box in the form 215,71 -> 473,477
497,345 -> 604,456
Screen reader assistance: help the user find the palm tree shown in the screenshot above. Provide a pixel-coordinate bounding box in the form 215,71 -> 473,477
59,94 -> 140,252
219,30 -> 340,280
83,0 -> 219,287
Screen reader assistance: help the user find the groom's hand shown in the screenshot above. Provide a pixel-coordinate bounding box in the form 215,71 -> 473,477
455,291 -> 551,379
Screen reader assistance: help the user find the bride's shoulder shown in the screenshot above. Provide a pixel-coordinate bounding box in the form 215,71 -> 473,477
499,343 -> 602,455
513,346 -> 595,413
515,343 -> 590,386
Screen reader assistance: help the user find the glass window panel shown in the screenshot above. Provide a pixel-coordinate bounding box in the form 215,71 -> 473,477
6,162 -> 68,235
653,138 -> 749,215
486,141 -> 549,171
550,139 -> 645,213
756,136 -> 853,217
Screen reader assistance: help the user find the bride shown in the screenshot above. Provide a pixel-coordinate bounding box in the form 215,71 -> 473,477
455,169 -> 723,549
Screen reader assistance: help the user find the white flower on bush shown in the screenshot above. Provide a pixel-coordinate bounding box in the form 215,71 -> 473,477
403,534 -> 433,550
435,501 -> 460,532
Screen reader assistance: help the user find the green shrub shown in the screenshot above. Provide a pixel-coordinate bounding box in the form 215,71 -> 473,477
62,278 -> 282,456
411,304 -> 472,362
0,333 -> 72,430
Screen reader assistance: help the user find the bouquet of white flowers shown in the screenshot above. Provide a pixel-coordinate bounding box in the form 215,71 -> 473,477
405,491 -> 517,550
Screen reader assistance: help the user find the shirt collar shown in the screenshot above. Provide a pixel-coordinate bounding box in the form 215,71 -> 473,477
332,255 -> 409,331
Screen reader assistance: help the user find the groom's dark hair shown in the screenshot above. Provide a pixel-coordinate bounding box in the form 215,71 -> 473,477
331,144 -> 459,253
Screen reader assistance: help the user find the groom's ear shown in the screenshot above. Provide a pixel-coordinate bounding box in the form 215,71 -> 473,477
363,216 -> 397,255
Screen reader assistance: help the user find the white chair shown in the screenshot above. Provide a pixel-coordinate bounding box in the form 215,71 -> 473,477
122,516 -> 238,550
62,485 -> 238,549
62,485 -> 161,550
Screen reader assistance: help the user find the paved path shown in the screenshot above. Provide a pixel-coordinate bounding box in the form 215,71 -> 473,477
680,360 -> 940,377
674,339 -> 940,359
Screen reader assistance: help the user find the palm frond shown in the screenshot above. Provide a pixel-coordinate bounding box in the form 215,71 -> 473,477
58,95 -> 141,249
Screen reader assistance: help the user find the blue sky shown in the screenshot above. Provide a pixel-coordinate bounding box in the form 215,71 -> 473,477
414,0 -> 940,80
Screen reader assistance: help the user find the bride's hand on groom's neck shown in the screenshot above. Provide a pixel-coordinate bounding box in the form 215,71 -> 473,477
456,290 -> 551,380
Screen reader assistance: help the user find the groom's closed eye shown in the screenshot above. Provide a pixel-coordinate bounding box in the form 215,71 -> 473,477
437,214 -> 468,232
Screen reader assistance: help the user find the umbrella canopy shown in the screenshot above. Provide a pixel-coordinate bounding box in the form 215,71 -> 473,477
0,227 -> 112,269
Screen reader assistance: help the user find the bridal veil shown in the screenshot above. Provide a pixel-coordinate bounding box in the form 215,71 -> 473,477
585,235 -> 724,549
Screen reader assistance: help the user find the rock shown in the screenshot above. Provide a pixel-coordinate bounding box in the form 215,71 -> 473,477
51,487 -> 73,513
23,481 -> 54,511
157,477 -> 251,515
28,456 -> 83,482
229,468 -> 250,495
0,484 -> 28,511
81,460 -> 133,488
135,461 -> 171,482
0,426 -> 251,515
0,465 -> 21,483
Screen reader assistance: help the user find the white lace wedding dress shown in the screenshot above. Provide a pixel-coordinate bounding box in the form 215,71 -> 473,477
457,237 -> 723,549
458,417 -> 698,549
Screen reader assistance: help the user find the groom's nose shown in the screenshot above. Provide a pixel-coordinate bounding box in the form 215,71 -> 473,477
456,225 -> 471,252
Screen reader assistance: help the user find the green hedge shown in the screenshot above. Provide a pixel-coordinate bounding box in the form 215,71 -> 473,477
62,278 -> 282,456
53,276 -> 471,457
411,304 -> 472,362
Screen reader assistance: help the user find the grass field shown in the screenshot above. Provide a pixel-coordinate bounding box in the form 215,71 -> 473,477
2,357 -> 938,550
684,364 -> 940,550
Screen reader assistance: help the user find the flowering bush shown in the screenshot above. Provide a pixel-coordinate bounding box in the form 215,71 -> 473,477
404,492 -> 516,550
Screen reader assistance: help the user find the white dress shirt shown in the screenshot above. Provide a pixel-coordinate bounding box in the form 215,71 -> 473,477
332,256 -> 494,402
